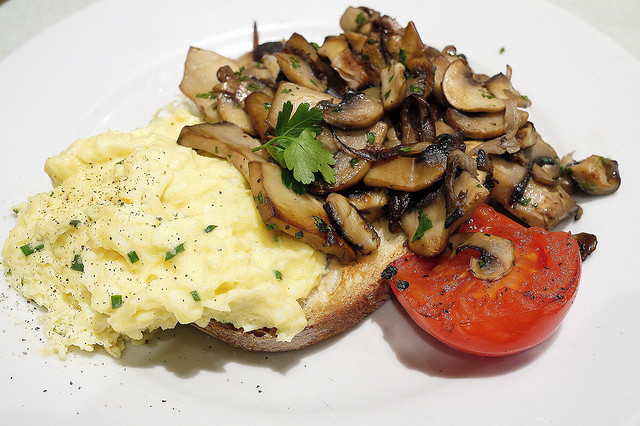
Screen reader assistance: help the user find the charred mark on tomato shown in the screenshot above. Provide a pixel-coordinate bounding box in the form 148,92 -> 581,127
396,279 -> 409,290
381,265 -> 398,280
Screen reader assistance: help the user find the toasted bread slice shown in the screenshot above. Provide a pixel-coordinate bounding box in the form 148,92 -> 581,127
194,226 -> 407,351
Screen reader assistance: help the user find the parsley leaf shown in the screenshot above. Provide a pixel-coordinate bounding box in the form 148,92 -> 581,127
253,101 -> 335,193
412,210 -> 433,242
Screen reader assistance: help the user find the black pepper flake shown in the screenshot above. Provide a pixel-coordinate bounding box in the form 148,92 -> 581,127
380,265 -> 398,280
395,279 -> 409,290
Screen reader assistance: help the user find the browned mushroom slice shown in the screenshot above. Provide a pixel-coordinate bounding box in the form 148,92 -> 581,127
317,35 -> 370,90
274,52 -> 327,92
485,65 -> 532,109
217,94 -> 255,135
399,21 -> 425,64
346,188 -> 389,212
361,32 -> 389,71
179,46 -> 240,123
442,59 -> 506,113
572,232 -> 598,261
445,170 -> 491,230
491,157 -> 579,229
339,6 -> 379,34
177,122 -> 268,180
380,62 -> 407,110
267,82 -> 339,128
244,91 -> 274,142
310,150 -> 370,194
402,194 -> 449,257
444,107 -> 529,139
399,94 -> 436,145
324,193 -> 380,255
317,88 -> 384,130
515,122 -> 538,150
363,156 -> 445,192
448,232 -> 516,281
344,31 -> 369,53
431,54 -> 451,105
248,162 -> 356,264
566,155 -> 621,195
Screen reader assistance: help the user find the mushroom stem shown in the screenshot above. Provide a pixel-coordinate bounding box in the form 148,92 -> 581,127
449,232 -> 516,281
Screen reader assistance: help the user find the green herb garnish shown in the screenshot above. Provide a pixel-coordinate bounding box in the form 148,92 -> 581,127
252,101 -> 335,194
20,243 -> 44,257
165,243 -> 185,261
412,210 -> 433,242
71,254 -> 84,272
111,295 -> 123,309
127,250 -> 139,264
204,224 -> 218,233
274,270 -> 283,280
190,290 -> 201,301
356,12 -> 366,25
366,131 -> 376,145
398,49 -> 407,65
349,157 -> 360,168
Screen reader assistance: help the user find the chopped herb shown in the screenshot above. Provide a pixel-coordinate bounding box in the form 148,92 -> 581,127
12,208 -> 19,214
481,93 -> 496,99
265,222 -> 278,231
397,146 -> 412,152
127,251 -> 139,264
521,95 -> 529,101
412,210 -> 433,242
115,159 -> 125,165
20,243 -> 44,257
274,270 -> 283,280
295,230 -> 304,239
384,89 -> 391,100
165,243 -> 185,261
233,66 -> 245,76
289,56 -> 301,69
256,191 -> 264,203
69,220 -> 81,228
388,73 -> 395,83
477,253 -> 489,268
190,290 -> 201,301
366,131 -> 376,145
281,88 -> 293,94
70,254 -> 84,272
21,278 -> 24,287
246,82 -> 260,92
196,91 -> 217,100
263,102 -> 272,110
499,46 -> 505,54
599,156 -> 609,167
204,224 -> 218,233
111,295 -> 123,309
313,216 -> 330,233
518,197 -> 531,206
398,49 -> 407,65
356,12 -> 366,25
310,42 -> 319,50
408,84 -> 423,93
367,38 -> 377,44
362,53 -> 370,62
349,157 -> 360,168
251,101 -> 335,194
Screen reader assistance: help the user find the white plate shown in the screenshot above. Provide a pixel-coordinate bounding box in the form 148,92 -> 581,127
1,0 -> 639,424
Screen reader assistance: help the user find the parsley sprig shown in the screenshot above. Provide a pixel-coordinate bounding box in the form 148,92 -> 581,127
252,101 -> 335,194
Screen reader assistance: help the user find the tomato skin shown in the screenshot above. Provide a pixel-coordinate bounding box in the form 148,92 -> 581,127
384,204 -> 582,356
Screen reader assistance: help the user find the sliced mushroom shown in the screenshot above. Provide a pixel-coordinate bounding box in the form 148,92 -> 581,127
339,6 -> 378,34
566,155 -> 621,195
217,94 -> 255,135
401,194 -> 449,257
448,232 -> 516,281
445,169 -> 490,230
399,21 -> 425,64
310,150 -> 370,194
442,59 -> 505,113
274,52 -> 327,91
363,156 -> 445,192
244,91 -> 274,141
346,188 -> 389,212
485,65 -> 532,108
491,157 -> 579,229
317,35 -> 370,90
380,62 -> 407,110
444,107 -> 528,140
431,54 -> 452,105
248,162 -> 356,264
177,122 -> 268,180
324,193 -> 380,255
267,82 -> 339,128
179,46 -> 240,123
317,88 -> 384,129
515,122 -> 538,150
399,94 -> 436,145
572,232 -> 598,261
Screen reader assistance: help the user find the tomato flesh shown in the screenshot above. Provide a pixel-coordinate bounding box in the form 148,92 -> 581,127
384,204 -> 582,356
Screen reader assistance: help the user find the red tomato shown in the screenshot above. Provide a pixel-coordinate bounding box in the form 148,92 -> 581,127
383,204 -> 582,356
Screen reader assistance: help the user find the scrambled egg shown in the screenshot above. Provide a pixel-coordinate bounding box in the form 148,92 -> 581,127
1,109 -> 327,359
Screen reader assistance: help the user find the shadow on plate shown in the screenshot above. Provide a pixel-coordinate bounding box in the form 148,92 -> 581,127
372,297 -> 556,378
115,321 -> 345,378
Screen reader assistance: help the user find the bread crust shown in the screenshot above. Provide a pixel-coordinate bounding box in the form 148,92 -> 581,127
194,228 -> 407,351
